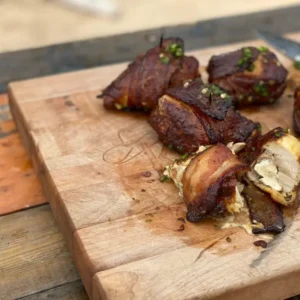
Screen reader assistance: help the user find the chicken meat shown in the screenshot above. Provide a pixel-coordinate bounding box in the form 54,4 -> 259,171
239,127 -> 300,206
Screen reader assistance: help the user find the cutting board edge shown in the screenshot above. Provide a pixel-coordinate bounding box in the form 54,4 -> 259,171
92,251 -> 300,300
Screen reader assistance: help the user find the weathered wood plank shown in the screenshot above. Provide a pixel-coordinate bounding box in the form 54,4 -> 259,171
0,205 -> 80,300
18,280 -> 88,300
1,5 -> 300,92
0,94 -> 46,215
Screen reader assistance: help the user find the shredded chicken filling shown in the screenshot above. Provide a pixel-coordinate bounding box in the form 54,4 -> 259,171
248,143 -> 300,195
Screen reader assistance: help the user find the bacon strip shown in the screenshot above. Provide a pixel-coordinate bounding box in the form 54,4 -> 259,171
207,47 -> 287,107
242,181 -> 285,234
182,145 -> 247,222
100,38 -> 200,111
294,87 -> 300,136
149,81 -> 257,153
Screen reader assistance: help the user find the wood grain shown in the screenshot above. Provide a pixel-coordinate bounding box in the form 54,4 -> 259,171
0,204 -> 80,300
0,94 -> 46,215
8,34 -> 300,299
19,280 -> 88,300
93,220 -> 300,300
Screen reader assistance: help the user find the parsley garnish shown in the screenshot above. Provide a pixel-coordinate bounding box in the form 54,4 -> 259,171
254,82 -> 268,96
237,48 -> 255,72
160,175 -> 170,182
247,64 -> 255,72
168,43 -> 184,57
294,61 -> 300,70
181,153 -> 189,160
256,123 -> 262,133
258,46 -> 269,53
159,54 -> 170,64
275,132 -> 282,138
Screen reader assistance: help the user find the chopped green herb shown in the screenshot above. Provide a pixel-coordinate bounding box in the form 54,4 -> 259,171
237,58 -> 244,67
283,128 -> 289,133
247,64 -> 255,72
168,43 -> 179,53
168,144 -> 174,150
254,82 -> 268,96
176,145 -> 184,152
211,84 -> 223,96
294,61 -> 300,70
237,47 -> 253,69
257,123 -> 262,133
159,54 -> 170,64
200,84 -> 232,103
275,132 -> 282,138
243,48 -> 252,57
251,146 -> 256,151
181,153 -> 189,160
160,175 -> 170,182
145,219 -> 152,223
258,46 -> 269,53
168,43 -> 184,57
175,48 -> 184,57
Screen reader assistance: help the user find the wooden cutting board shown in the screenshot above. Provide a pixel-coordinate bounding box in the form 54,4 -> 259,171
8,33 -> 300,300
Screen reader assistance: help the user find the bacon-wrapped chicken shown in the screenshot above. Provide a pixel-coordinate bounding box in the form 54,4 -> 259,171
239,127 -> 300,206
164,144 -> 246,222
149,81 -> 257,153
163,144 -> 247,222
294,87 -> 300,136
207,47 -> 288,107
99,38 -> 200,111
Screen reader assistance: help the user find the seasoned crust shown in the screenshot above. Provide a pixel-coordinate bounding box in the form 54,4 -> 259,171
149,82 -> 257,153
149,95 -> 209,153
242,180 -> 285,234
294,87 -> 300,136
100,38 -> 200,111
207,47 -> 288,107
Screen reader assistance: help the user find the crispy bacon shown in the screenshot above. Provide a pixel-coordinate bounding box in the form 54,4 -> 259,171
207,47 -> 287,107
149,81 -> 257,153
242,180 -> 285,234
238,127 -> 282,166
100,38 -> 200,111
182,145 -> 247,222
294,87 -> 300,136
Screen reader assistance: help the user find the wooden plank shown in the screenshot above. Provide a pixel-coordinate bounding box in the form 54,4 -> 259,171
0,94 -> 46,215
0,205 -> 80,299
93,220 -> 300,300
19,280 -> 88,300
2,5 -> 300,93
8,34 -> 300,299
